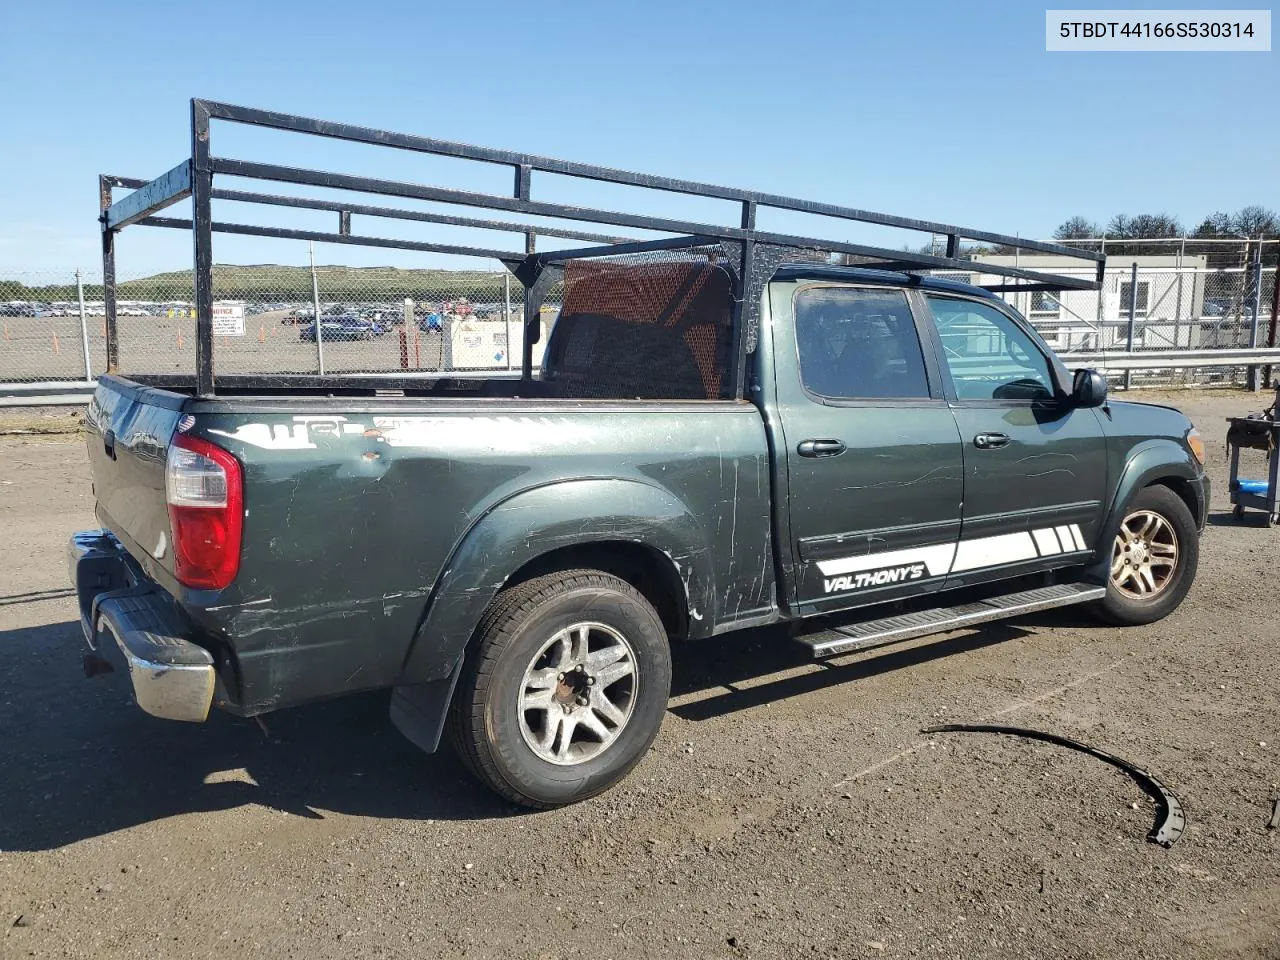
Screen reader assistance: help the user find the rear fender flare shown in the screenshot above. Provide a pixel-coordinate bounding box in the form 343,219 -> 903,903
398,478 -> 712,685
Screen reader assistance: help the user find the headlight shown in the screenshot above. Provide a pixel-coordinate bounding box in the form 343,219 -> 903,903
1186,427 -> 1206,465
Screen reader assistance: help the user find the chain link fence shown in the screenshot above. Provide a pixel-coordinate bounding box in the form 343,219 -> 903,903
944,237 -> 1280,387
0,270 -> 105,385
4,238 -> 1278,393
0,256 -> 565,387
111,260 -> 548,380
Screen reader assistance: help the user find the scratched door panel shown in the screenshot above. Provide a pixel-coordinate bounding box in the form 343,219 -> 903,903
768,281 -> 966,616
947,403 -> 1108,588
787,410 -> 965,613
920,291 -> 1110,590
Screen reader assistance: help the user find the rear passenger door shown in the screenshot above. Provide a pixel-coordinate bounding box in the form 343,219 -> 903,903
922,293 -> 1109,587
770,283 -> 965,615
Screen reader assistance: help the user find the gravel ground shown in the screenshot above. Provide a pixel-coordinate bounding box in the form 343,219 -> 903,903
1,389 -> 1278,960
0,310 -> 546,381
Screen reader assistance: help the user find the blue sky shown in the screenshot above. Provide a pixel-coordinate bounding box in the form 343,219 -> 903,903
0,0 -> 1275,277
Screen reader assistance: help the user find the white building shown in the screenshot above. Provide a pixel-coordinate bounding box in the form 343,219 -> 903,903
970,254 -> 1209,351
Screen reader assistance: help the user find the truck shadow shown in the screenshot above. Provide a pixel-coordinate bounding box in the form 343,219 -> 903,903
670,608 -> 1095,722
1,608 -> 1097,851
0,620 -> 509,852
1206,510 -> 1271,527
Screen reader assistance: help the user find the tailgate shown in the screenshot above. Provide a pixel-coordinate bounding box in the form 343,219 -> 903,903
83,376 -> 187,579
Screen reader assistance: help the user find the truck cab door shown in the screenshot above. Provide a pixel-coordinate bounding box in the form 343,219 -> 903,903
765,281 -> 965,616
920,293 -> 1109,587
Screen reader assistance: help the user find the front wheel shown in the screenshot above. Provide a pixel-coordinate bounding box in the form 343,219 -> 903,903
1091,485 -> 1199,626
448,570 -> 672,808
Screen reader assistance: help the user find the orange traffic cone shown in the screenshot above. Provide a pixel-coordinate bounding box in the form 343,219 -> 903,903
53,334 -> 61,355
178,332 -> 185,350
258,324 -> 266,343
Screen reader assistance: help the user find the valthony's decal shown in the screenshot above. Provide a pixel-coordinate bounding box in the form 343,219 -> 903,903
817,525 -> 1088,594
824,562 -> 926,594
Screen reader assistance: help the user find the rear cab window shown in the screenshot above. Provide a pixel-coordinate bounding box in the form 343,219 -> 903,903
794,287 -> 931,400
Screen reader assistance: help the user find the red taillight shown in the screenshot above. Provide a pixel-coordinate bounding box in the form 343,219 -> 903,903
165,433 -> 243,590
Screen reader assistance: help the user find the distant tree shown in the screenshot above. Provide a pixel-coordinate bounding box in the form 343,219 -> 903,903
1053,216 -> 1100,240
1231,205 -> 1280,238
1106,213 -> 1183,239
1193,211 -> 1235,237
1187,207 -> 1277,267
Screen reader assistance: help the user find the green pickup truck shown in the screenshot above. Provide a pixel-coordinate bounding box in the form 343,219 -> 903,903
71,102 -> 1209,808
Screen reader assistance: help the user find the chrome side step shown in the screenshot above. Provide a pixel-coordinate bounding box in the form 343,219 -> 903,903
796,582 -> 1106,660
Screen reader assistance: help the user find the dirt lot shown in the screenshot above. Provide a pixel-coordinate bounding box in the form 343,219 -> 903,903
0,309 -> 550,382
1,389 -> 1278,959
0,312 -> 452,381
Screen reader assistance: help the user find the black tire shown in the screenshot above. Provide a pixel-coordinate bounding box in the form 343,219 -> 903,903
447,569 -> 672,809
1091,485 -> 1199,626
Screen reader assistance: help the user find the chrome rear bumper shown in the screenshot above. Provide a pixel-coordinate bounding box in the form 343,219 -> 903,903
68,530 -> 215,723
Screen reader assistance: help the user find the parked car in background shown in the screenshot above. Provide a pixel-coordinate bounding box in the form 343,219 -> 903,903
1200,297 -> 1234,318
359,307 -> 401,325
282,309 -> 314,324
299,315 -> 387,341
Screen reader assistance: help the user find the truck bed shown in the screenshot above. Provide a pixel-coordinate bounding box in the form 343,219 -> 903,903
85,374 -> 776,715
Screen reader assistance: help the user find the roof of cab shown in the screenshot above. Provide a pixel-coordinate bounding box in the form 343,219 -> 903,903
771,264 -> 1001,300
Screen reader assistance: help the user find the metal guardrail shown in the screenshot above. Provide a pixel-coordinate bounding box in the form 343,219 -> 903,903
1059,348 -> 1280,372
5,349 -> 1280,408
0,380 -> 97,407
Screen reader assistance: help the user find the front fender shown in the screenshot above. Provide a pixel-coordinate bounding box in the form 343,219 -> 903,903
1099,439 -> 1206,561
397,478 -> 713,685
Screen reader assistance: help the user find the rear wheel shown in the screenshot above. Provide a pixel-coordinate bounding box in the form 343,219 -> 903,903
448,570 -> 672,808
1091,485 -> 1198,626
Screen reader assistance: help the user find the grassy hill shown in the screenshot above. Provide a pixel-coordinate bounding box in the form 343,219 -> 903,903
3,265 -> 518,303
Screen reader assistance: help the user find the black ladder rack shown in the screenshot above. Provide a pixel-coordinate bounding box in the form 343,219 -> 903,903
98,98 -> 1105,397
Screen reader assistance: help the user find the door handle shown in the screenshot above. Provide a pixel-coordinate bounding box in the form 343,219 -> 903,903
798,438 -> 846,458
973,432 -> 1011,450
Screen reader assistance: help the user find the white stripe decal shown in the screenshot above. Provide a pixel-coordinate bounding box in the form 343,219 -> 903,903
815,524 -> 1089,582
951,532 -> 1038,572
1032,528 -> 1061,555
1070,524 -> 1087,550
816,543 -> 957,578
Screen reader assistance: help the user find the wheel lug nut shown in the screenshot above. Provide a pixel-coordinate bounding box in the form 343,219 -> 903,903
586,676 -> 596,686
576,695 -> 588,707
557,672 -> 565,681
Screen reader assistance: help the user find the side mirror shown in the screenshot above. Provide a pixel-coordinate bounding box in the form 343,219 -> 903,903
1072,368 -> 1108,408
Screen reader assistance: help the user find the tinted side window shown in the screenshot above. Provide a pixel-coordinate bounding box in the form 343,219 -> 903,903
926,295 -> 1056,401
794,288 -> 930,400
